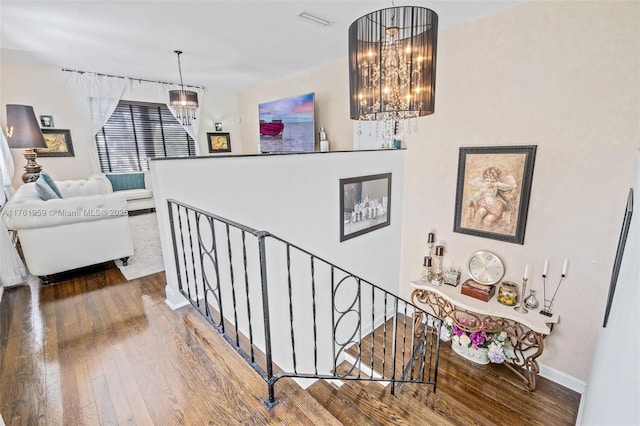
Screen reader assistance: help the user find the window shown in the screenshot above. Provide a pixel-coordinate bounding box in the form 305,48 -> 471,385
96,101 -> 196,173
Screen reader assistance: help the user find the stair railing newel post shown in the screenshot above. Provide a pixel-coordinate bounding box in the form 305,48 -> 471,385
257,230 -> 278,408
167,200 -> 184,294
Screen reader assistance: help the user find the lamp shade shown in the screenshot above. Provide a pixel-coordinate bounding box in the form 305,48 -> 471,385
348,6 -> 438,121
6,104 -> 47,149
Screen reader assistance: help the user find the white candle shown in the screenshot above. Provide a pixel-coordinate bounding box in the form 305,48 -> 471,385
562,258 -> 569,276
543,259 -> 549,276
524,264 -> 529,279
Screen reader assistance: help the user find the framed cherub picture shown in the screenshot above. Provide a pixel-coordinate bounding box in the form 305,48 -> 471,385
453,145 -> 537,245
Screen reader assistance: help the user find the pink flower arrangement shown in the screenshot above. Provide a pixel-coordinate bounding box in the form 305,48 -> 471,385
439,316 -> 512,364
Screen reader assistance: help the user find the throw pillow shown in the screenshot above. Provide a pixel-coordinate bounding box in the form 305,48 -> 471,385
106,173 -> 145,191
39,171 -> 63,198
34,175 -> 61,201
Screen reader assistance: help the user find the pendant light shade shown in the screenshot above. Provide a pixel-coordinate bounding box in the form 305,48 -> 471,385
169,50 -> 198,126
348,6 -> 438,121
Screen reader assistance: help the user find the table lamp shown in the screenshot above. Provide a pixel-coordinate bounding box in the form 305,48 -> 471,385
6,104 -> 47,183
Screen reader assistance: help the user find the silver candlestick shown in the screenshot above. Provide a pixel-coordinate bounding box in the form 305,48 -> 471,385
514,277 -> 529,314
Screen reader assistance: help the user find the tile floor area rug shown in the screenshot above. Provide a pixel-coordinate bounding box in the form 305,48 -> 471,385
115,212 -> 164,280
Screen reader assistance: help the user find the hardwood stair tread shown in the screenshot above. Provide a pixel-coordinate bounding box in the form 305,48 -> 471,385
307,379 -> 383,426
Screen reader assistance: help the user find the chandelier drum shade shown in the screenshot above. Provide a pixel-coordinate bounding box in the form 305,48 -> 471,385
348,6 -> 438,122
169,50 -> 199,126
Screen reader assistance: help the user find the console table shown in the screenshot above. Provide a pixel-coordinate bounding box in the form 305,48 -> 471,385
410,280 -> 559,391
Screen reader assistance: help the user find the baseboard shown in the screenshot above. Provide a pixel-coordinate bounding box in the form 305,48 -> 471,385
165,297 -> 190,310
0,286 -> 3,304
539,362 -> 586,394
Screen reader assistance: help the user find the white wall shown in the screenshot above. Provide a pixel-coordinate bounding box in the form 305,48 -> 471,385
578,152 -> 640,425
151,150 -> 405,378
151,150 -> 405,300
0,60 -> 241,188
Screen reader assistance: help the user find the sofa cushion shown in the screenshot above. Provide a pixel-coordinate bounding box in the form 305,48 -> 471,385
106,173 -> 145,191
122,188 -> 153,201
34,176 -> 61,201
58,175 -> 112,197
40,172 -> 63,198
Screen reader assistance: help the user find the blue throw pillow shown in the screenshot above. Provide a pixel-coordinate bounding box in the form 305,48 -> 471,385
39,171 -> 63,198
34,175 -> 61,200
106,173 -> 145,191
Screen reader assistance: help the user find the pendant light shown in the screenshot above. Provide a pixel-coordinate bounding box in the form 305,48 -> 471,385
169,50 -> 199,126
348,6 -> 438,142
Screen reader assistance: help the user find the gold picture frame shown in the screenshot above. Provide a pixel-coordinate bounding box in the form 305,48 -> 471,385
37,129 -> 75,157
207,132 -> 231,153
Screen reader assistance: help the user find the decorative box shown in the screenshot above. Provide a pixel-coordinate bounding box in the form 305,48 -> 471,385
460,279 -> 496,302
444,270 -> 461,286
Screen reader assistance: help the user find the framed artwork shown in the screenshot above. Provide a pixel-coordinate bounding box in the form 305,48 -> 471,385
207,132 -> 231,153
340,173 -> 391,242
37,129 -> 75,157
39,115 -> 54,128
453,145 -> 537,245
603,188 -> 633,327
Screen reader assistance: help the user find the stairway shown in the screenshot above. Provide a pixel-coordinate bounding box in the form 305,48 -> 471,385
304,320 -> 581,426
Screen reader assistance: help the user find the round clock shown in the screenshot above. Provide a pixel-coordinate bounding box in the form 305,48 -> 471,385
468,250 -> 505,285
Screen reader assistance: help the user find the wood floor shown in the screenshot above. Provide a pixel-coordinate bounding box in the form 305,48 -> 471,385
0,263 -> 581,425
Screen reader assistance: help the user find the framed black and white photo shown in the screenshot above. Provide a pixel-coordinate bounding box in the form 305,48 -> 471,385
340,173 -> 391,242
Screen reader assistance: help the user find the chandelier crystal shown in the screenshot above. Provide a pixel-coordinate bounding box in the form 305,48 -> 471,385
349,6 -> 438,143
169,50 -> 198,126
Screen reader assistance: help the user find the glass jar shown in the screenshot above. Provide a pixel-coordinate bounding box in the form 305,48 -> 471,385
498,281 -> 518,306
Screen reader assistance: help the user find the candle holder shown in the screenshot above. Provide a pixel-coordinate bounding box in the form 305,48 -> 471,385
540,273 -> 565,317
514,277 -> 529,314
427,232 -> 435,258
421,256 -> 433,282
431,245 -> 444,287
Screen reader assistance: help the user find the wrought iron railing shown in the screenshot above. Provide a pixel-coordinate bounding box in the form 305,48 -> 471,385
167,199 -> 441,408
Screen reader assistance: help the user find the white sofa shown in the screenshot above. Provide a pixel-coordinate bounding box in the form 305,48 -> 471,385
1,175 -> 134,282
104,171 -> 154,212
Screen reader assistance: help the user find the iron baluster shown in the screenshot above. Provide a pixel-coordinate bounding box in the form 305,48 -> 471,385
224,223 -> 241,347
241,230 -> 255,363
286,245 -> 297,374
257,231 -> 277,408
310,256 -> 318,376
185,209 -> 200,307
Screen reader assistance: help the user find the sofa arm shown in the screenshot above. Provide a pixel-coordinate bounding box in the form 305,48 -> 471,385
2,192 -> 128,230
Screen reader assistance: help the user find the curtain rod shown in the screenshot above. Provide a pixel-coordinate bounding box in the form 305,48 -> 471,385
61,68 -> 205,89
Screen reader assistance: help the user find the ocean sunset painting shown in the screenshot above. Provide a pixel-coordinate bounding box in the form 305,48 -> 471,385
259,92 -> 315,153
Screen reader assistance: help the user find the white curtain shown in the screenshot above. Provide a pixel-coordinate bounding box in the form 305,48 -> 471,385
64,71 -> 129,173
155,82 -> 204,152
0,127 -> 14,206
0,128 -> 26,287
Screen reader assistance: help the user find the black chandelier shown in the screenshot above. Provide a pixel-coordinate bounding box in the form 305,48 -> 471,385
348,6 -> 438,126
169,50 -> 199,126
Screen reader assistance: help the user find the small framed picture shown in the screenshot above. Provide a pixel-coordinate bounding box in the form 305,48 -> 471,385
340,173 -> 392,242
37,129 -> 75,157
214,122 -> 223,132
39,115 -> 54,128
207,132 -> 231,153
453,145 -> 537,245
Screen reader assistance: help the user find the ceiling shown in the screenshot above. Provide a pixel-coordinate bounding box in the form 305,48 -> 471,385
0,1 -> 525,90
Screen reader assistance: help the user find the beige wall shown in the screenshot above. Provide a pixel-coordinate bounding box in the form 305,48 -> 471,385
0,60 -> 240,189
235,1 -> 640,384
397,0 -> 639,383
237,60 -> 352,154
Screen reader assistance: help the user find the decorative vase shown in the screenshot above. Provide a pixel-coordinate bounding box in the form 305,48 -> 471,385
451,340 -> 490,365
524,289 -> 539,309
